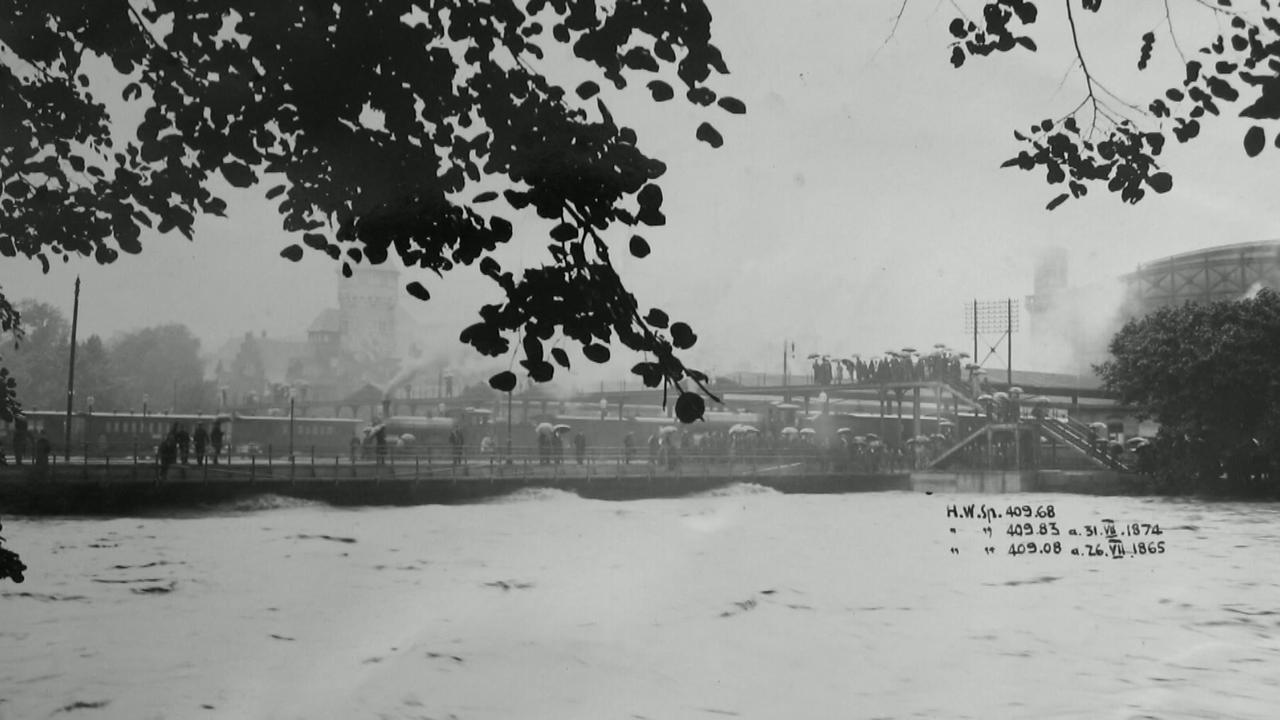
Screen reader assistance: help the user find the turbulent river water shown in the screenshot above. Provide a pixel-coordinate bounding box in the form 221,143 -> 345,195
2,488 -> 1278,720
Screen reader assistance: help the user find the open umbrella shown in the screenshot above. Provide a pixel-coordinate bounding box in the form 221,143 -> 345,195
729,424 -> 759,435
964,362 -> 982,371
934,343 -> 948,349
780,426 -> 799,436
958,352 -> 971,359
836,427 -> 853,435
1089,422 -> 1108,431
865,433 -> 879,441
807,353 -> 820,359
976,393 -> 994,403
1009,386 -> 1024,395
774,402 -> 801,410
1126,436 -> 1151,450
400,433 -> 416,443
659,425 -> 680,436
939,419 -> 955,426
553,424 -> 572,434
851,435 -> 868,445
535,422 -> 554,436
993,391 -> 1009,402
901,347 -> 917,354
799,427 -> 817,435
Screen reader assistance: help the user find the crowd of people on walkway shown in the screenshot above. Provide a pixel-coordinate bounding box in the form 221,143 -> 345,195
155,421 -> 224,479
808,350 -> 968,387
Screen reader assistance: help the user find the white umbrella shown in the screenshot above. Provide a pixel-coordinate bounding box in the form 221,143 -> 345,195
780,426 -> 799,436
400,433 -> 416,443
836,427 -> 853,435
553,423 -> 572,434
799,428 -> 817,436
535,422 -> 554,436
659,426 -> 680,436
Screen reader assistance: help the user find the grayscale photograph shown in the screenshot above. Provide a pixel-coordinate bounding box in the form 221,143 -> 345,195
2,1 -> 1280,718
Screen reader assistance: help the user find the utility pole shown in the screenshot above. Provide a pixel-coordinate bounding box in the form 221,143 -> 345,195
1007,298 -> 1013,386
972,299 -> 978,362
63,277 -> 80,462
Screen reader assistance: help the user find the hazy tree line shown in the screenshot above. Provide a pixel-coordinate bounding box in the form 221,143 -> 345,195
2,300 -> 213,416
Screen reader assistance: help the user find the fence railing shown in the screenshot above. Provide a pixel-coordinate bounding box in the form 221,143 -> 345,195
0,442 -> 921,481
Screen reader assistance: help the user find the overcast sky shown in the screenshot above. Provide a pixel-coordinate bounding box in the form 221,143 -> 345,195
3,1 -> 1277,387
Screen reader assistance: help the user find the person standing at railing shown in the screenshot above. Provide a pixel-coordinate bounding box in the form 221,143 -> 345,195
623,432 -> 634,464
375,425 -> 388,465
210,422 -> 224,465
34,430 -> 51,470
573,432 -> 586,465
12,415 -> 27,466
193,423 -> 208,465
157,431 -> 177,480
176,424 -> 191,465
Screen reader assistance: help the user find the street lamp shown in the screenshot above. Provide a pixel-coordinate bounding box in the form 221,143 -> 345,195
288,385 -> 296,459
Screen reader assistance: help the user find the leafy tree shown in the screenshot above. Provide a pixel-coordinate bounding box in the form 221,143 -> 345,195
75,334 -> 117,412
1,300 -> 70,410
108,324 -> 212,412
1,0 -> 739,423
945,1 -> 1280,210
1095,288 -> 1280,492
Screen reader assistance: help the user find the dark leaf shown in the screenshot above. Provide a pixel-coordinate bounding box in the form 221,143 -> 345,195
629,235 -> 650,258
1245,125 -> 1266,157
716,96 -> 746,114
489,371 -> 517,392
675,391 -> 705,424
671,322 -> 697,349
1147,172 -> 1173,193
221,162 -> 256,188
1045,193 -> 1070,211
550,222 -> 579,242
583,344 -> 610,363
695,122 -> 724,148
280,245 -> 304,262
405,281 -> 431,301
647,80 -> 674,101
645,308 -> 669,328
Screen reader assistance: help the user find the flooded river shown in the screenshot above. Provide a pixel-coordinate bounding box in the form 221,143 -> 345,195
2,488 -> 1278,719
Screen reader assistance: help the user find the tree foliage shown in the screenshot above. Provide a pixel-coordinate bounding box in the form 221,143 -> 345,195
1,0 -> 741,423
948,0 -> 1280,210
108,324 -> 212,412
1095,289 -> 1280,491
1,300 -> 69,411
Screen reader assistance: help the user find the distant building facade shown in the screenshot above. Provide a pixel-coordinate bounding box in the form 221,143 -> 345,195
1026,240 -> 1280,375
1120,240 -> 1280,315
210,266 -> 429,409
